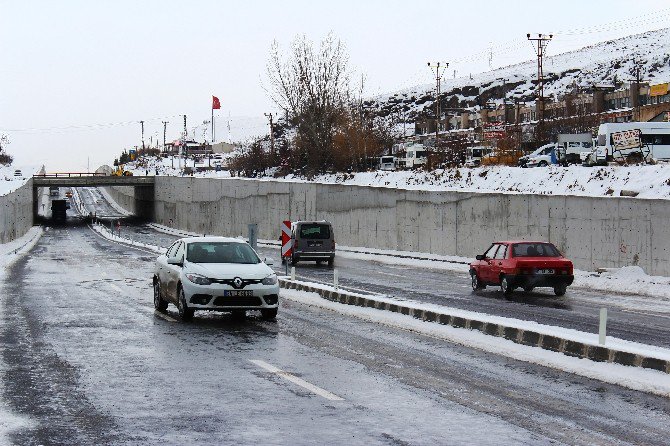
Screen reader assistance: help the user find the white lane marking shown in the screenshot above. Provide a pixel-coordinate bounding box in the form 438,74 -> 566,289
249,360 -> 344,401
108,283 -> 122,293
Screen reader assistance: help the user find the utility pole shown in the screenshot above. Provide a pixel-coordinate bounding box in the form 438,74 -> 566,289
527,33 -> 553,125
627,61 -> 646,121
264,112 -> 275,157
140,120 -> 145,151
427,62 -> 449,150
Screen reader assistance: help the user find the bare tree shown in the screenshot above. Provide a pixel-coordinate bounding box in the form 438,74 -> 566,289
0,134 -> 12,165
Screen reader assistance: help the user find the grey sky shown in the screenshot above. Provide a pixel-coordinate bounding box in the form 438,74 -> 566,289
1,0 -> 669,171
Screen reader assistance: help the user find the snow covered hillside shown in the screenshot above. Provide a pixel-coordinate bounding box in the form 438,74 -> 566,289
372,27 -> 670,119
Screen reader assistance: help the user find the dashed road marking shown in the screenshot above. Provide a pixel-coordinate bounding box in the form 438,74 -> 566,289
249,359 -> 344,401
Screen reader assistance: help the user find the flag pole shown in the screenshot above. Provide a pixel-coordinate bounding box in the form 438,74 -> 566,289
212,107 -> 214,142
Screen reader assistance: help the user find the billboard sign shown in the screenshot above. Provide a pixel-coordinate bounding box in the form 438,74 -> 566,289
612,129 -> 641,151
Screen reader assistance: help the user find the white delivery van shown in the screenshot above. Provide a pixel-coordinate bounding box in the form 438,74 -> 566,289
396,144 -> 428,169
378,155 -> 396,171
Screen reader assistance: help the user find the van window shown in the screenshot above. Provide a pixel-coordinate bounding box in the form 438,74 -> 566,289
597,134 -> 606,146
299,223 -> 331,240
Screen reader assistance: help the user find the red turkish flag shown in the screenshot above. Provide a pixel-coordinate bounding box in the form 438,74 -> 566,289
212,95 -> 221,110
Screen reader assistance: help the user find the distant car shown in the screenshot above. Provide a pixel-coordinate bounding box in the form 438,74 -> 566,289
469,241 -> 574,296
153,237 -> 279,321
288,220 -> 335,266
13,169 -> 22,177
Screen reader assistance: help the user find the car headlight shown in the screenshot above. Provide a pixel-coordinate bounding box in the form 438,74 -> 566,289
262,274 -> 278,285
186,273 -> 212,285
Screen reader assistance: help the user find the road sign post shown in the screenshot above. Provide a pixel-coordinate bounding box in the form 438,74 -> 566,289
247,224 -> 258,251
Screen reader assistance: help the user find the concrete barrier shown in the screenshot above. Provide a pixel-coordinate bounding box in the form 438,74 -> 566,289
107,176 -> 670,275
279,278 -> 670,373
0,180 -> 35,244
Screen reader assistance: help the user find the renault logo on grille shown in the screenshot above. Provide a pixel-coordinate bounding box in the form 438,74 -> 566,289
233,277 -> 243,289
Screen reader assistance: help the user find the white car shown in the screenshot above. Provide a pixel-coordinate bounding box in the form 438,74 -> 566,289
153,236 -> 279,321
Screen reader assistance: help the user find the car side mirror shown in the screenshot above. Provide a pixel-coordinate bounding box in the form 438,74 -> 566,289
476,254 -> 485,261
167,257 -> 183,267
264,257 -> 274,266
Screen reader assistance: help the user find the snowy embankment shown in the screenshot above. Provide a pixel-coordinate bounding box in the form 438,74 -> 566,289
285,164 -> 670,199
0,164 -> 40,196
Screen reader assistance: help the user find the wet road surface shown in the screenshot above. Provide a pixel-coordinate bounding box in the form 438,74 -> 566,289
2,223 -> 670,445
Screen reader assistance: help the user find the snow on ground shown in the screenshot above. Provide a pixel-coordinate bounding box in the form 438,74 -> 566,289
0,226 -> 43,441
0,226 -> 43,280
120,154 -> 670,199
0,164 -> 40,196
282,287 -> 670,397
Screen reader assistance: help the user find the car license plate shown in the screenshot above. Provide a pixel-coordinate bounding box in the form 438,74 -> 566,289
308,241 -> 322,247
537,269 -> 554,274
224,290 -> 253,297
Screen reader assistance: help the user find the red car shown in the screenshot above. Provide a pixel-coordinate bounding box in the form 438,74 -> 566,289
469,241 -> 574,296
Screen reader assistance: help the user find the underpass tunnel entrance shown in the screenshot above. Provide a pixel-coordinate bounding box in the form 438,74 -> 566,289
33,184 -> 154,227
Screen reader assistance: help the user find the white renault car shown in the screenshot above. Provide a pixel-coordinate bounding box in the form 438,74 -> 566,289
153,236 -> 279,321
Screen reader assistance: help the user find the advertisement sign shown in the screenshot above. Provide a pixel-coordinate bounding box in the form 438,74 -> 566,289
612,129 -> 641,151
650,83 -> 669,97
483,122 -> 505,140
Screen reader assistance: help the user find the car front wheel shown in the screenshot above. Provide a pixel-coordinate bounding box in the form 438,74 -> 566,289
500,275 -> 513,295
554,284 -> 567,296
177,287 -> 194,321
153,280 -> 168,311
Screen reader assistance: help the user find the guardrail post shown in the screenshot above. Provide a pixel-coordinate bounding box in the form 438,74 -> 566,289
291,266 -> 295,281
333,269 -> 339,290
599,308 -> 607,345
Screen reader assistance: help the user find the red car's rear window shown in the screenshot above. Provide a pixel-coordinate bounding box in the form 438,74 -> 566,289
512,243 -> 560,257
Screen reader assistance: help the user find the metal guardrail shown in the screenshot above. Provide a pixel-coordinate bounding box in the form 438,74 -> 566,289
33,173 -> 108,178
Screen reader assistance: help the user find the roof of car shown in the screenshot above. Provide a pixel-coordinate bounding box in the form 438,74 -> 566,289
494,240 -> 554,244
180,236 -> 246,244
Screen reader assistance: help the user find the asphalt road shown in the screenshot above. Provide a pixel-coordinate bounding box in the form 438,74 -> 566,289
111,217 -> 670,350
2,222 -> 670,445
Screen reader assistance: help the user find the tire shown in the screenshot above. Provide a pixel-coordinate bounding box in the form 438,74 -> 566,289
554,284 -> 567,296
177,287 -> 194,321
327,257 -> 334,267
500,275 -> 513,295
261,308 -> 278,320
153,279 -> 168,311
538,161 -> 548,167
523,286 -> 534,293
470,271 -> 485,291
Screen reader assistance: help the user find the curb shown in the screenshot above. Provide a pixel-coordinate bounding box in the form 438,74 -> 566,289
279,278 -> 670,374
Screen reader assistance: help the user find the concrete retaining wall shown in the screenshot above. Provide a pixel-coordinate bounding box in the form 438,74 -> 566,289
0,180 -> 35,244
111,177 -> 670,275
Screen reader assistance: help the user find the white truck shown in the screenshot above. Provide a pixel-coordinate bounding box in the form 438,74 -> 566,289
377,155 -> 396,171
584,122 -> 670,166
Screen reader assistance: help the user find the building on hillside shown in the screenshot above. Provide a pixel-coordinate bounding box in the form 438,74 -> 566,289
411,81 -> 670,150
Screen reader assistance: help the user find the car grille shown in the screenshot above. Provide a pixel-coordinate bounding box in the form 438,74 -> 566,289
212,296 -> 262,307
209,278 -> 262,289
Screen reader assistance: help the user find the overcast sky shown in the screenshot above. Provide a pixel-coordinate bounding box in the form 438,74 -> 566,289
1,0 -> 669,171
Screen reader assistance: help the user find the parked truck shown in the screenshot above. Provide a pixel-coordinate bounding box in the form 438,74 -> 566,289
51,199 -> 67,223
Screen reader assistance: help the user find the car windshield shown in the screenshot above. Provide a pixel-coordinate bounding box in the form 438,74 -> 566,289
186,242 -> 260,264
512,243 -> 560,257
299,223 -> 331,240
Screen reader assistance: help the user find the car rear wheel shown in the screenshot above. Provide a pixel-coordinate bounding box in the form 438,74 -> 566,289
538,161 -> 548,167
327,257 -> 334,267
554,284 -> 567,296
153,280 -> 168,311
500,275 -> 513,295
177,287 -> 194,322
261,308 -> 278,320
470,272 -> 485,291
